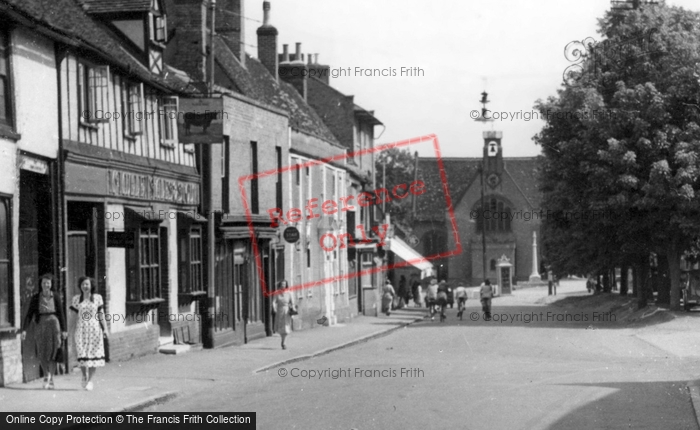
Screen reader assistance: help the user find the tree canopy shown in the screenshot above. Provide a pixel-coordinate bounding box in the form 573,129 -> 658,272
535,2 -> 700,310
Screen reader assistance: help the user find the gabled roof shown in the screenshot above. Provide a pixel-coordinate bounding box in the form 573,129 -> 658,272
354,104 -> 382,126
78,0 -> 152,14
415,158 -> 482,222
213,37 -> 340,145
502,158 -> 543,209
1,0 -> 189,94
414,156 -> 543,221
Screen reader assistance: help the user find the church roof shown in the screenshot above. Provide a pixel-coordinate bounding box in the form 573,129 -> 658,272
415,156 -> 543,222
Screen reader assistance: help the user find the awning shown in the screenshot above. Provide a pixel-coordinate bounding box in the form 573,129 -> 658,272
387,236 -> 433,274
177,210 -> 207,223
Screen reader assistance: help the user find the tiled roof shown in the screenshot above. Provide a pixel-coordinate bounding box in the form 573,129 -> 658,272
1,0 -> 189,94
415,158 -> 481,221
415,156 -> 542,221
307,77 -> 354,150
213,37 -> 340,145
503,157 -> 544,209
78,0 -> 151,13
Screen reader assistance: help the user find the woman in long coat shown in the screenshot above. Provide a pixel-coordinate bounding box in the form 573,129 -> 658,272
274,280 -> 295,350
70,276 -> 107,391
22,274 -> 67,389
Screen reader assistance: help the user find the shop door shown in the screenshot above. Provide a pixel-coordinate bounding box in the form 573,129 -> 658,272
19,228 -> 40,382
66,232 -> 87,370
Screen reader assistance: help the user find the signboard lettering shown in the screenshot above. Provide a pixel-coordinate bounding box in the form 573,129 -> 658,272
107,170 -> 200,205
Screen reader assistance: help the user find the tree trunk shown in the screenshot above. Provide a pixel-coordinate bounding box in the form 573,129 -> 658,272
603,271 -> 611,293
668,238 -> 681,311
638,258 -> 648,310
620,266 -> 628,296
657,256 -> 670,305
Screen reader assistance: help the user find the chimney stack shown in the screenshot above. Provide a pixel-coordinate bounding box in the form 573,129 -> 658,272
163,0 -> 208,85
307,53 -> 331,85
216,0 -> 245,67
294,43 -> 302,62
279,41 -> 309,99
256,1 -> 279,80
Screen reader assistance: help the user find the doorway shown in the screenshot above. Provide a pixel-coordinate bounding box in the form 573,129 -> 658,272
19,169 -> 54,382
65,202 -> 100,370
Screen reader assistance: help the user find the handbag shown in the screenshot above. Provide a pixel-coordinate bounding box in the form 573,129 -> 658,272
54,346 -> 64,363
103,335 -> 111,363
288,305 -> 298,316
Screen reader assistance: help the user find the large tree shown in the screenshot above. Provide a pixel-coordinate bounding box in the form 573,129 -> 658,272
535,2 -> 700,310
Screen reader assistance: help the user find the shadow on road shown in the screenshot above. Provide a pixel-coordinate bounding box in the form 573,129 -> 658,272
545,380 -> 699,430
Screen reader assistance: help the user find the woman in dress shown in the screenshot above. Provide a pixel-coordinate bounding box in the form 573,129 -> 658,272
21,274 -> 67,389
70,276 -> 107,391
381,279 -> 396,316
273,280 -> 295,350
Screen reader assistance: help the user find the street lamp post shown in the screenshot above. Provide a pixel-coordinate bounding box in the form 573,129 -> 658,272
479,163 -> 487,282
475,91 -> 493,282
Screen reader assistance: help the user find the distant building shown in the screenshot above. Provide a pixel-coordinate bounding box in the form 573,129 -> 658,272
412,131 -> 543,286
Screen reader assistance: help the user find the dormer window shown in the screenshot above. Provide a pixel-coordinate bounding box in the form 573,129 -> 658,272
149,0 -> 167,44
152,15 -> 167,43
148,0 -> 166,73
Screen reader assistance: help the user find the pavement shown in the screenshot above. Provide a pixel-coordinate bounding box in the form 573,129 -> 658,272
0,308 -> 422,413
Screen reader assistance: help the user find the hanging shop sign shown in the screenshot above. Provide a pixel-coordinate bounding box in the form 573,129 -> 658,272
177,98 -> 225,144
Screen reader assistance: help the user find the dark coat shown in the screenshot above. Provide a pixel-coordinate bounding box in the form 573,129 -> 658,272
22,293 -> 67,332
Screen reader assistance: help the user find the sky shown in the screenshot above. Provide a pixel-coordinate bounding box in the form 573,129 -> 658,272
241,0 -> 700,158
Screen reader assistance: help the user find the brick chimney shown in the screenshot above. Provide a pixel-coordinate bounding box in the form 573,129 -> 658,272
309,54 -> 331,85
279,42 -> 308,99
216,0 -> 245,67
256,1 -> 278,80
163,0 -> 208,83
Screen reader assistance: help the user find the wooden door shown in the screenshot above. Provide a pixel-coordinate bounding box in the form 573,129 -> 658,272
19,228 -> 40,382
66,232 -> 87,370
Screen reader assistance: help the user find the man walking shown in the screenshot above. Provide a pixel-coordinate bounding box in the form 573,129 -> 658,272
425,279 -> 439,321
480,279 -> 494,321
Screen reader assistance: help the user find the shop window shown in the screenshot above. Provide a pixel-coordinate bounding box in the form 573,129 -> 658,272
78,62 -> 109,125
0,29 -> 14,129
179,226 -> 203,295
128,226 -> 163,301
0,197 -> 11,327
160,96 -> 178,148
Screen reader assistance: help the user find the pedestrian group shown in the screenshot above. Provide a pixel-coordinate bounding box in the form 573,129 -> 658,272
22,274 -> 108,391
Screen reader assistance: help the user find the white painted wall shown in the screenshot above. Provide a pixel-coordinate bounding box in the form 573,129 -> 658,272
105,204 -> 127,333
12,28 -> 58,159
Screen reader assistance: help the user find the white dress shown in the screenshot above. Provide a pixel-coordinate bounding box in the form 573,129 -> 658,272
72,294 -> 106,367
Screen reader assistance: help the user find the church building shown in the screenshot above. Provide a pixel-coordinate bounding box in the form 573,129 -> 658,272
411,131 -> 543,286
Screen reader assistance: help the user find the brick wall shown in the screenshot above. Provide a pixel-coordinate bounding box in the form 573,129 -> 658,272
164,0 -> 207,82
107,325 -> 159,363
0,333 -> 22,386
257,26 -> 278,80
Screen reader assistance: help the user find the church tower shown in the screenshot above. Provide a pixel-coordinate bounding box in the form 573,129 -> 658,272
482,130 -> 504,190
